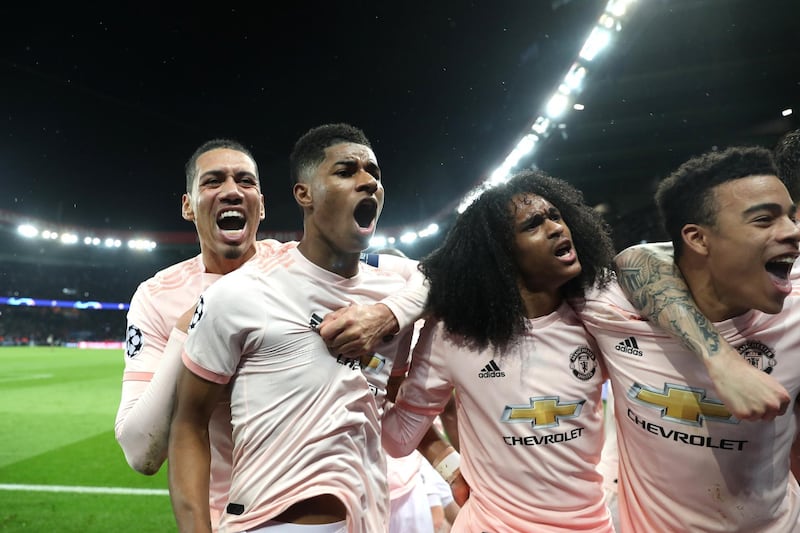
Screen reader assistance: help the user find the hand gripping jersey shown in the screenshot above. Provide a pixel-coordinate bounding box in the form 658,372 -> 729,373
182,246 -> 414,533
383,303 -> 614,532
116,239 -> 424,527
577,281 -> 800,532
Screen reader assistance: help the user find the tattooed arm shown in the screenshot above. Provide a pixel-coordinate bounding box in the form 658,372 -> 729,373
614,242 -> 789,421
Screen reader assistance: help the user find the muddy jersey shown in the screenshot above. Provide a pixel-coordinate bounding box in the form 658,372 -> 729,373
577,281 -> 800,532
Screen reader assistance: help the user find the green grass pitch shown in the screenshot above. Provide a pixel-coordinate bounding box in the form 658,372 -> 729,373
0,346 -> 174,532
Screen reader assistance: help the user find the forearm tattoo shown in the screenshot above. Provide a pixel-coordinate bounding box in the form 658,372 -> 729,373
616,248 -> 722,359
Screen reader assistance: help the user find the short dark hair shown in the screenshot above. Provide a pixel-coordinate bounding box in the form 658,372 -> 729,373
655,146 -> 778,257
184,139 -> 257,193
774,129 -> 800,199
421,169 -> 615,350
289,123 -> 371,184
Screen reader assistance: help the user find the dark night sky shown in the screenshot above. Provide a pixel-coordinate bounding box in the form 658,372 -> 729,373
2,0 -> 799,248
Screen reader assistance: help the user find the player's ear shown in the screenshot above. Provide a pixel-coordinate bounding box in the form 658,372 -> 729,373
182,193 -> 195,222
294,182 -> 312,209
681,223 -> 708,256
259,194 -> 266,221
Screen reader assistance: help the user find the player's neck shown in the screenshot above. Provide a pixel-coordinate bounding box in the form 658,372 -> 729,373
680,260 -> 748,322
297,239 -> 361,278
202,247 -> 256,275
519,287 -> 562,318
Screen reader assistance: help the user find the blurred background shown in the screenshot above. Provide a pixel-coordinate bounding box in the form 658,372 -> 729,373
1,0 -> 798,345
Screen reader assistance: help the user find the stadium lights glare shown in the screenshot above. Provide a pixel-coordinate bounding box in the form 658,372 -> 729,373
14,220 -> 156,251
607,0 -> 637,18
579,27 -> 611,62
10,0 -> 639,256
60,233 -> 79,245
545,91 -> 570,119
457,186 -> 487,214
127,239 -> 158,251
369,235 -> 388,248
400,232 -> 418,244
454,0 -> 637,215
17,224 -> 38,238
782,108 -> 793,117
418,223 -> 439,238
563,63 -> 587,93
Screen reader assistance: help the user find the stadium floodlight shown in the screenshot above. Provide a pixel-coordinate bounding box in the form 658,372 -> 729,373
545,91 -> 570,119
573,103 -> 585,111
418,223 -> 439,238
127,239 -> 157,251
782,108 -> 793,117
563,63 -> 587,93
531,116 -> 551,136
42,230 -> 59,240
606,0 -> 636,19
17,224 -> 39,238
457,185 -> 487,214
489,165 -> 512,185
579,27 -> 611,62
60,233 -> 79,245
369,235 -> 388,248
400,231 -> 418,244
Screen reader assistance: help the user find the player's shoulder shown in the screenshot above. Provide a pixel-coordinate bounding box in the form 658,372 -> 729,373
139,253 -> 205,293
247,240 -> 297,272
357,253 -> 410,281
254,238 -> 297,256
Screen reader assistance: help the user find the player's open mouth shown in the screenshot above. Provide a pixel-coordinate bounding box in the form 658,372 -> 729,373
555,241 -> 572,257
217,210 -> 246,231
354,199 -> 378,229
765,254 -> 796,280
554,239 -> 577,263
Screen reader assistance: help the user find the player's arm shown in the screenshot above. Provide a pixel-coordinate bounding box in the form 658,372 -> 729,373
382,321 -> 470,505
168,363 -> 224,533
439,394 -> 459,452
318,254 -> 428,359
115,303 -> 197,474
614,242 -> 789,420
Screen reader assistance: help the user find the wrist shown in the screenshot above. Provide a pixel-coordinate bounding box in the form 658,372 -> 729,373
432,446 -> 461,484
375,303 -> 400,342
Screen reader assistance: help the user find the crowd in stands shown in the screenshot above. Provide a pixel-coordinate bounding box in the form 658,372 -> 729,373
0,238 -> 188,345
0,204 -> 660,347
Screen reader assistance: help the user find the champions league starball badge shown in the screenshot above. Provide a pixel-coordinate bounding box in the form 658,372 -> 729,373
188,296 -> 204,330
126,325 -> 144,358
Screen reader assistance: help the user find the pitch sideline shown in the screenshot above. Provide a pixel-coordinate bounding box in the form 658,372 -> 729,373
0,483 -> 168,496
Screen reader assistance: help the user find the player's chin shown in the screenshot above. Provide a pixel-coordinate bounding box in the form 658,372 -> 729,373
752,287 -> 789,315
219,241 -> 249,260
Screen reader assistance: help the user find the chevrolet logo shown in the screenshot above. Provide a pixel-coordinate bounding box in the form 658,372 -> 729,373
630,383 -> 735,426
502,397 -> 584,429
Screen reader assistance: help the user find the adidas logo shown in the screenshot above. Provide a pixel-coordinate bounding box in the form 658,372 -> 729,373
615,336 -> 643,357
478,359 -> 506,378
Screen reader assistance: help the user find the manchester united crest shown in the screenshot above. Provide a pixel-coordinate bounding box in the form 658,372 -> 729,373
736,340 -> 777,374
569,346 -> 598,381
